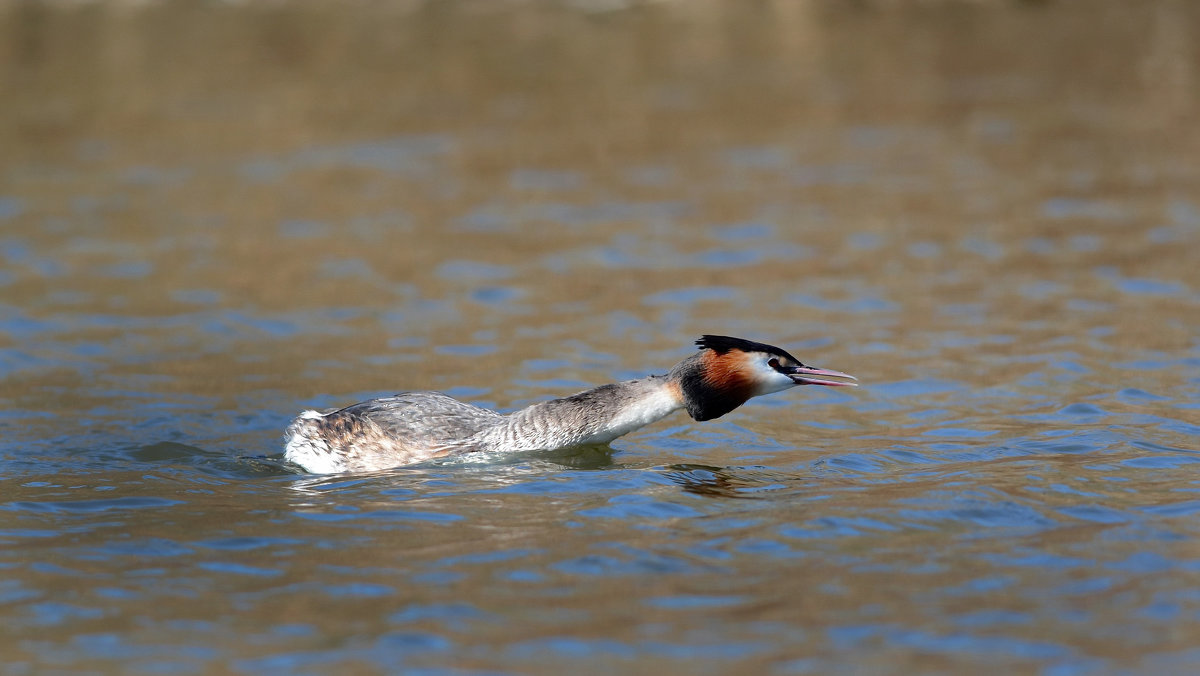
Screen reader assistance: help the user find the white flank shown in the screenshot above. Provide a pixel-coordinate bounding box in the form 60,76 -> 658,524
283,410 -> 348,474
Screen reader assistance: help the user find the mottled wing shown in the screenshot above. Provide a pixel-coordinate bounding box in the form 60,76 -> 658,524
335,392 -> 502,450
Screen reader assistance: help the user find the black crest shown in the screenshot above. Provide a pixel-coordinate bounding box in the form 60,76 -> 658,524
695,335 -> 799,362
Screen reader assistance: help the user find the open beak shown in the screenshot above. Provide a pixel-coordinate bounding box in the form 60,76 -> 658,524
788,365 -> 858,387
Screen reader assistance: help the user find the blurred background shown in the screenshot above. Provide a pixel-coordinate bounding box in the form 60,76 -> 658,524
2,0 -> 1198,673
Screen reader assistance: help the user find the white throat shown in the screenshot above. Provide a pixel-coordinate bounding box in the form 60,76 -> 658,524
580,384 -> 683,445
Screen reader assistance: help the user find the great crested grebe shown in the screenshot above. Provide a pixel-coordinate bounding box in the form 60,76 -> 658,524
283,335 -> 857,474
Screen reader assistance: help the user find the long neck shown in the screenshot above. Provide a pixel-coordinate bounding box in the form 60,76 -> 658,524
476,375 -> 684,452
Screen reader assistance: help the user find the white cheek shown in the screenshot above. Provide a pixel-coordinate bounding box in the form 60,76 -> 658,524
749,361 -> 796,395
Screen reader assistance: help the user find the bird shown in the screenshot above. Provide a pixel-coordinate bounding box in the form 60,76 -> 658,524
283,335 -> 857,473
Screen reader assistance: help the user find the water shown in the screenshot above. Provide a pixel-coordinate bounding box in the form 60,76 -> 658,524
2,1 -> 1199,673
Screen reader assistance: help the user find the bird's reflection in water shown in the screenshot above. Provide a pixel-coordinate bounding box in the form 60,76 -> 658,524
528,444 -> 617,470
280,444 -> 620,496
661,463 -> 805,498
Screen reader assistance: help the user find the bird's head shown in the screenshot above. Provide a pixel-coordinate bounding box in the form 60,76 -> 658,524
670,335 -> 857,421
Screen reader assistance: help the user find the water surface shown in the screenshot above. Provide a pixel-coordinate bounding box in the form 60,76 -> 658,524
2,1 -> 1199,673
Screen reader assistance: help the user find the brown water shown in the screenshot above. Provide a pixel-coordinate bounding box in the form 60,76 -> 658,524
2,1 -> 1199,673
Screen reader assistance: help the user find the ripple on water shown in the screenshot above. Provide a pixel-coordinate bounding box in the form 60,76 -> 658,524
3,496 -> 185,514
292,508 -> 464,525
196,562 -> 283,578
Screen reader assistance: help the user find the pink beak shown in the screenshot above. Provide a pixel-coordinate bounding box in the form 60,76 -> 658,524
789,365 -> 858,387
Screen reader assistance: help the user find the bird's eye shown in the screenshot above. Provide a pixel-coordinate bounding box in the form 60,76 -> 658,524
767,357 -> 781,370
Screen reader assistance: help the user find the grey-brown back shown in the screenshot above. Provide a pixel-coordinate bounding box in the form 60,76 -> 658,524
330,392 -> 503,451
